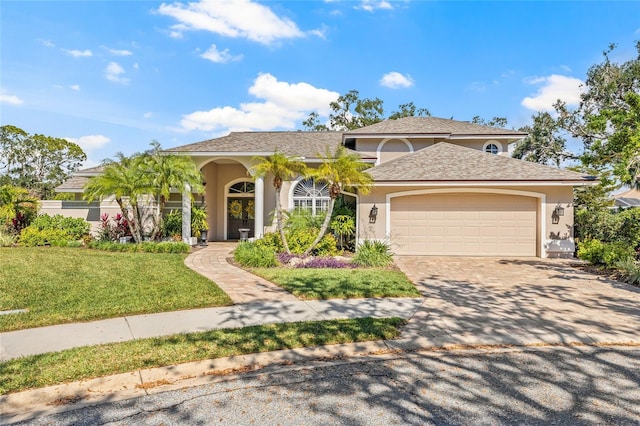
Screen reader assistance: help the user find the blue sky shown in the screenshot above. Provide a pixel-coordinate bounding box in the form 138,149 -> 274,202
1,0 -> 639,167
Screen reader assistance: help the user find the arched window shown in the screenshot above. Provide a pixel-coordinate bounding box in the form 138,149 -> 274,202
292,178 -> 330,215
483,141 -> 502,155
228,181 -> 255,195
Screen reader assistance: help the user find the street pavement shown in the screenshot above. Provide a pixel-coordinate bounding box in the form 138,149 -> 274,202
9,345 -> 640,425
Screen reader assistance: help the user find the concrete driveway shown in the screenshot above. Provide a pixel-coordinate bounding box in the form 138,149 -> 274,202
393,256 -> 640,349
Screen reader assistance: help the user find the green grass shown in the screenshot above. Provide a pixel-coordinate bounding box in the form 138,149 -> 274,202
252,268 -> 421,299
0,317 -> 405,394
0,247 -> 233,332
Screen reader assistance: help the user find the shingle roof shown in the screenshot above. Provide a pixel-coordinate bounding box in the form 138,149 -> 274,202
368,142 -> 593,182
56,176 -> 90,191
345,116 -> 528,136
165,131 -> 354,158
613,188 -> 640,207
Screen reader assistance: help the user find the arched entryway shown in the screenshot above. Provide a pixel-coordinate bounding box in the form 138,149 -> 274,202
225,179 -> 255,240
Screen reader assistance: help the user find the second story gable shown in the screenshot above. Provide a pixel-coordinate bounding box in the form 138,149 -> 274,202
342,116 -> 527,166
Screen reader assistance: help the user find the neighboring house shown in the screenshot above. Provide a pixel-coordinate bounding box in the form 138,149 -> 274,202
47,116 -> 596,258
613,188 -> 640,208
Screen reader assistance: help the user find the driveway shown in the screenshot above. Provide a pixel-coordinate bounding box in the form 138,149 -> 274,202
393,256 -> 640,348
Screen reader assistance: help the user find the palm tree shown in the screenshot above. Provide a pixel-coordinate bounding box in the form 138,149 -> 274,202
303,145 -> 373,256
141,142 -> 204,240
84,153 -> 151,242
251,152 -> 307,254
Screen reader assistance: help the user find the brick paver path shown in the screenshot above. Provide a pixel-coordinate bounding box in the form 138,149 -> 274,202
184,243 -> 299,304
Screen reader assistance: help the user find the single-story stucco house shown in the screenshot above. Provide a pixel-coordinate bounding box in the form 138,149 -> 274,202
48,116 -> 596,258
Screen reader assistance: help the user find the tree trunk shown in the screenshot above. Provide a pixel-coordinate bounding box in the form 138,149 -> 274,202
150,194 -> 164,241
130,203 -> 143,243
275,186 -> 291,254
303,196 -> 335,256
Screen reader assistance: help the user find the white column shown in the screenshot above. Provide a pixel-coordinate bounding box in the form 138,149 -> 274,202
182,184 -> 191,244
254,176 -> 264,238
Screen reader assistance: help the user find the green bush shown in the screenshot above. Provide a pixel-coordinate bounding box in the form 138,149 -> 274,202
352,240 -> 394,268
162,210 -> 182,238
255,232 -> 284,252
577,238 -> 634,268
0,229 -> 16,247
314,233 -> 339,256
234,241 -> 277,267
30,214 -> 90,240
286,227 -> 319,255
615,258 -> 640,286
19,227 -> 70,247
285,209 -> 325,232
88,240 -> 190,253
575,208 -> 640,250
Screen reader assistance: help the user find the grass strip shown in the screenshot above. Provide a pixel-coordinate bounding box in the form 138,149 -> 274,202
252,268 -> 421,299
0,247 -> 232,332
0,317 -> 405,394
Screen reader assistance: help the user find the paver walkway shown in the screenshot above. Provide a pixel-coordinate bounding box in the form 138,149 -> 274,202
185,243 -> 299,303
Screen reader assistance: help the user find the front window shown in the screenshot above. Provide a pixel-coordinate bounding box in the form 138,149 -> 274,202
292,178 -> 330,216
484,143 -> 499,154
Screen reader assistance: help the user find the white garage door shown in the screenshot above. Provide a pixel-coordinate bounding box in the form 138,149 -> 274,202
390,193 -> 537,256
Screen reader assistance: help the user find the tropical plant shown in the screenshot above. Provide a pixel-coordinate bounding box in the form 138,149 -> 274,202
162,210 -> 182,238
191,206 -> 208,235
330,214 -> 355,250
234,241 -> 278,267
352,240 -> 394,267
0,184 -> 39,233
83,153 -> 150,242
0,229 -> 16,247
250,152 -> 308,254
616,258 -> 640,286
303,145 -> 373,255
140,141 -> 204,239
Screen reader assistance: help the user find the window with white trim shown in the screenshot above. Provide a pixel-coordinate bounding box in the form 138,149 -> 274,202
292,178 -> 330,215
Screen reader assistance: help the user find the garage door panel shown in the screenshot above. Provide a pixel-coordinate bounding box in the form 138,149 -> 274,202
390,193 -> 537,256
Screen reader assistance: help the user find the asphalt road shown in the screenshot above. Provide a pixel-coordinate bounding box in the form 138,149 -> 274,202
13,345 -> 640,425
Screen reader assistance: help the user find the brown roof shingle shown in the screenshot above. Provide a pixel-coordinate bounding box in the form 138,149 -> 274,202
165,131 -> 352,158
368,142 -> 593,182
345,116 -> 528,136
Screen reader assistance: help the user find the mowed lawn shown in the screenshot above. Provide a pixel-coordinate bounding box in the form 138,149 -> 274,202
252,268 -> 421,300
0,247 -> 232,332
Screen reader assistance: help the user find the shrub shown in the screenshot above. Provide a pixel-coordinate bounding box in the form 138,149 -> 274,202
286,227 -> 318,255
352,240 -> 394,268
285,209 -> 325,232
30,214 -> 90,240
575,208 -> 640,250
234,241 -> 277,267
0,230 -> 17,247
297,257 -> 354,269
87,240 -> 190,253
162,210 -> 182,238
255,232 -> 284,252
616,258 -> 640,286
314,233 -> 339,256
19,227 -> 69,247
98,213 -> 132,241
577,238 -> 634,268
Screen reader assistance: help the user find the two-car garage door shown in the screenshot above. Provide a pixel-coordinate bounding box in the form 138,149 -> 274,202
390,193 -> 537,256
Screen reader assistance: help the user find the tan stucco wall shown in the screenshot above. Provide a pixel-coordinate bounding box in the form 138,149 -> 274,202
357,185 -> 576,257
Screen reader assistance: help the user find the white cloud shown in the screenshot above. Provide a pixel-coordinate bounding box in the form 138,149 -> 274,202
133,63 -> 140,70
105,62 -> 130,84
1,93 -> 24,105
521,74 -> 584,111
379,71 -> 414,89
41,39 -> 55,48
357,0 -> 393,12
106,47 -> 133,56
156,0 -> 305,45
65,134 -> 110,151
200,44 -> 243,63
180,73 -> 339,132
63,49 -> 92,57
69,85 -> 80,91
144,112 -> 153,119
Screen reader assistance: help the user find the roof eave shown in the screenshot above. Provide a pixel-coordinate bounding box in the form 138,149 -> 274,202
371,180 -> 599,187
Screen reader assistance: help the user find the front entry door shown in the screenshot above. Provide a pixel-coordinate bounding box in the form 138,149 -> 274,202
227,198 -> 254,240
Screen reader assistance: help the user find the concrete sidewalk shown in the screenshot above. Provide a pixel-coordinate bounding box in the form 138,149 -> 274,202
0,298 -> 425,361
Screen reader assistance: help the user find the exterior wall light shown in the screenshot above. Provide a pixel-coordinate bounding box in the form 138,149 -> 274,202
551,205 -> 564,225
369,204 -> 378,223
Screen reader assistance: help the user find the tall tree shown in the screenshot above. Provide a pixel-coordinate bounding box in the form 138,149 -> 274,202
555,41 -> 640,188
512,112 -> 577,167
84,153 -> 151,242
250,152 -> 308,254
471,116 -> 509,128
140,141 -> 204,240
388,102 -> 431,120
0,125 -> 86,199
303,145 -> 373,256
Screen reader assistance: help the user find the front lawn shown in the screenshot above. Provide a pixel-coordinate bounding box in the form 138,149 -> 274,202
0,317 -> 405,394
252,268 -> 421,299
0,247 -> 232,332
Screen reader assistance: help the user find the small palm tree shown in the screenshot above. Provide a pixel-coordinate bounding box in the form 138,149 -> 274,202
251,152 -> 307,254
304,145 -> 373,255
84,153 -> 151,242
141,142 -> 204,240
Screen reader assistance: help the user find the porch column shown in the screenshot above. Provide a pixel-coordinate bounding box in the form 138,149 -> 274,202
254,176 -> 264,238
182,184 -> 191,244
